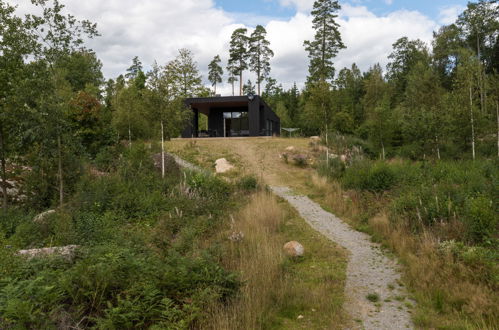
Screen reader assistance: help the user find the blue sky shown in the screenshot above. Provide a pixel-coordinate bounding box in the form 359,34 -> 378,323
214,0 -> 470,24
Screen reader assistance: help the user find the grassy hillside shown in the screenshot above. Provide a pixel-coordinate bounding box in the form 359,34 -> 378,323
167,137 -> 498,329
0,143 -> 349,329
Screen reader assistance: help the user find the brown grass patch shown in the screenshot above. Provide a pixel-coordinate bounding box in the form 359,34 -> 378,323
202,191 -> 348,329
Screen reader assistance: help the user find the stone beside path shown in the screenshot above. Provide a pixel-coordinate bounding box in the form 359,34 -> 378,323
270,186 -> 414,330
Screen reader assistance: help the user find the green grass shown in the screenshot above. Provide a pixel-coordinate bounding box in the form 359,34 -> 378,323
268,198 -> 349,329
366,293 -> 380,303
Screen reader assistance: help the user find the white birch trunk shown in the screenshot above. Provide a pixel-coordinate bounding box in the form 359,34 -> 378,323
57,134 -> 64,207
435,135 -> 441,160
469,85 -> 476,160
240,72 -> 243,96
128,123 -> 132,149
161,121 -> 165,178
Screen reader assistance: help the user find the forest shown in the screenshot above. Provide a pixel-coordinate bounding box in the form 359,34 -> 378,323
0,0 -> 498,328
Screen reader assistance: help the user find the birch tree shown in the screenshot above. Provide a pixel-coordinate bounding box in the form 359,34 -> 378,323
26,0 -> 99,206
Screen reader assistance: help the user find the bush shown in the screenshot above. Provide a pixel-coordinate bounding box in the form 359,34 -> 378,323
1,142 -> 241,328
464,195 -> 497,244
342,161 -> 397,192
185,171 -> 231,200
237,175 -> 259,191
317,157 -> 345,179
94,145 -> 122,171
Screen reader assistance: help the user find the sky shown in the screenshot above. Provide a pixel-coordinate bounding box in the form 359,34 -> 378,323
10,0 -> 470,95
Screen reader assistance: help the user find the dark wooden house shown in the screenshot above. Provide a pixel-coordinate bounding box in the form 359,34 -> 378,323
181,95 -> 280,138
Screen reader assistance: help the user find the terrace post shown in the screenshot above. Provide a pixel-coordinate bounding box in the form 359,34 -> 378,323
193,108 -> 199,138
248,98 -> 259,136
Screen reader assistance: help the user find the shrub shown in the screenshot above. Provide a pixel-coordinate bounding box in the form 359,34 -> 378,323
185,171 -> 231,200
237,175 -> 259,191
464,195 -> 497,244
317,157 -> 345,179
343,161 -> 397,192
94,145 -> 122,171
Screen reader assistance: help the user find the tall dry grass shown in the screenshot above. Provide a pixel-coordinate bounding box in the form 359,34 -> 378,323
308,173 -> 498,328
203,192 -> 286,329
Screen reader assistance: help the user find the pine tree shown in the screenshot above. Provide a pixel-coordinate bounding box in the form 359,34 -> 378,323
249,25 -> 274,95
167,48 -> 203,97
125,56 -> 143,81
243,79 -> 255,95
228,28 -> 249,95
208,55 -> 223,95
304,0 -> 345,84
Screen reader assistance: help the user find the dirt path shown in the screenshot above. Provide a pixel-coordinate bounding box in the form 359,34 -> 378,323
168,138 -> 414,329
271,186 -> 413,329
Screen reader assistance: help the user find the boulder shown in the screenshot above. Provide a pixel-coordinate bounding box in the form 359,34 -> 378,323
215,158 -> 235,173
33,209 -> 56,223
310,136 -> 320,140
283,241 -> 304,257
17,245 -> 79,260
285,146 -> 295,152
228,231 -> 244,242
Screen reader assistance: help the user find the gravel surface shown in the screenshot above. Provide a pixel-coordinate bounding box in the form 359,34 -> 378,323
271,186 -> 414,330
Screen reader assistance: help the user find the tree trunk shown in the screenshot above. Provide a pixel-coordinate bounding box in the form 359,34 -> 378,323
496,100 -> 499,157
477,32 -> 485,114
324,100 -> 329,165
231,80 -> 234,96
325,123 -> 329,165
128,123 -> 132,149
435,135 -> 441,160
0,125 -> 7,209
161,120 -> 165,178
57,133 -> 64,207
240,72 -> 243,96
214,83 -> 217,96
381,141 -> 385,160
257,67 -> 261,95
469,85 -> 476,160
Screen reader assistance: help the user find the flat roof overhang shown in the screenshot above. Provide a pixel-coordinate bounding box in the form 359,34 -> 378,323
184,96 -> 267,116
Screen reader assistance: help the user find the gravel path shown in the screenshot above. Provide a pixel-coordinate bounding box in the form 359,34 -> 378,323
168,151 -> 414,329
271,186 -> 414,330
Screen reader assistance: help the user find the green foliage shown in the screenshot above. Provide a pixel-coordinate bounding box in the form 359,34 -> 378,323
317,157 -> 345,179
0,144 -> 241,328
304,0 -> 345,83
208,54 -> 223,94
342,161 -> 397,192
228,28 -> 249,96
249,25 -> 274,94
464,195 -> 497,244
237,175 -> 259,191
185,171 -> 231,200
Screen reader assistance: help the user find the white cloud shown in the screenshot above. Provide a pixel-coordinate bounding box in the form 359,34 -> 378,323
438,5 -> 465,25
10,0 -> 440,95
278,0 -> 314,13
385,0 -> 394,5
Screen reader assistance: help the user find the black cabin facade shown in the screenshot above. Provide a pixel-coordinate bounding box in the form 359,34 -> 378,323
181,95 -> 280,138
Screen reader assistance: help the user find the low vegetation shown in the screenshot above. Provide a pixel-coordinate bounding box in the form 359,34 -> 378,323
312,154 -> 498,328
0,145 -> 240,328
